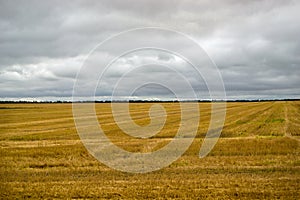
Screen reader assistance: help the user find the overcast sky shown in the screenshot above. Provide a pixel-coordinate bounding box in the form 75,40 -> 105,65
0,0 -> 299,100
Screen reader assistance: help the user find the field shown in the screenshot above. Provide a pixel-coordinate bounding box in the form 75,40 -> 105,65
0,101 -> 299,199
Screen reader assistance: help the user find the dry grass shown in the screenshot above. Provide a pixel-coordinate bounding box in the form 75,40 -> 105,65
0,101 -> 299,199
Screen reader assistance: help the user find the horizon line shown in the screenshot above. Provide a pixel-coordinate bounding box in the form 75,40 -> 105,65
1,98 -> 300,103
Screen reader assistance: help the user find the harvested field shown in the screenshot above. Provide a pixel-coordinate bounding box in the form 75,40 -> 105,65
0,101 -> 299,199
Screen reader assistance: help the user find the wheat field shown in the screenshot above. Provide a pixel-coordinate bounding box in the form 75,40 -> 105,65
0,101 -> 299,199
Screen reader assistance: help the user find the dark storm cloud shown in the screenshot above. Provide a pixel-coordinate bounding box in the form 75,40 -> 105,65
0,0 -> 299,100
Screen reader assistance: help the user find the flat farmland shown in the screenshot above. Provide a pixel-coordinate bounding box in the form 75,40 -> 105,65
0,101 -> 299,199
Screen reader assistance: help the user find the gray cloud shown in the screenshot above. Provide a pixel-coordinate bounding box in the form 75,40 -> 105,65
0,0 -> 299,100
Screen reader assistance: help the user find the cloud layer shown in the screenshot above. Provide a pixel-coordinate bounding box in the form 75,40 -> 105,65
0,0 -> 299,100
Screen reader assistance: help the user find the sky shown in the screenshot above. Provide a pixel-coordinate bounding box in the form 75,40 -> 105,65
0,0 -> 300,101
